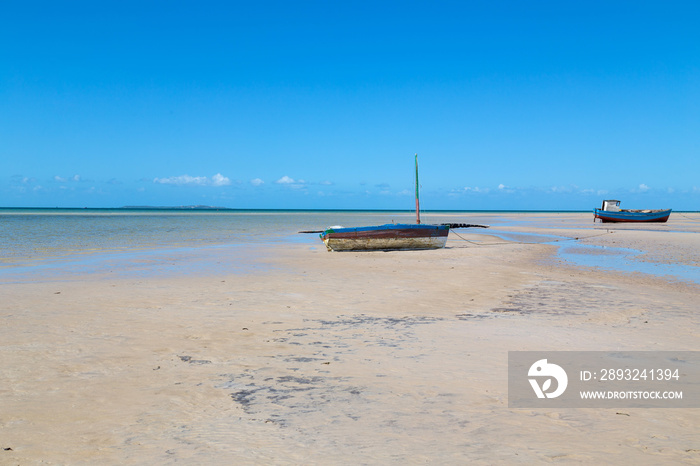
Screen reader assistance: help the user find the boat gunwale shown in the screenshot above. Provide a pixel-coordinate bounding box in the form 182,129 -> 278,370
320,224 -> 450,240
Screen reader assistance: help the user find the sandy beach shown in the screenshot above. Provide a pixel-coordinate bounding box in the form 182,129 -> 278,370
1,213 -> 699,464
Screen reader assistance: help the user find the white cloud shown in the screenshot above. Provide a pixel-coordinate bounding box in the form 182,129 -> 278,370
275,176 -> 306,188
458,183 -> 515,194
153,173 -> 231,186
54,175 -> 82,182
276,176 -> 296,184
496,183 -> 517,193
463,186 -> 490,193
154,175 -> 206,185
581,188 -> 608,196
639,183 -> 650,192
250,178 -> 264,186
211,173 -> 230,186
549,186 -> 572,193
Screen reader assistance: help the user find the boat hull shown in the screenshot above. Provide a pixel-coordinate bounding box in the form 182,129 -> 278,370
593,208 -> 671,223
320,224 -> 449,251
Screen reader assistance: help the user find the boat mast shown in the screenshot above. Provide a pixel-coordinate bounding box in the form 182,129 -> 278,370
415,153 -> 420,224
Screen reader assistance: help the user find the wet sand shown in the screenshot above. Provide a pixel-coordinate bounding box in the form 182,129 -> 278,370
1,213 -> 699,464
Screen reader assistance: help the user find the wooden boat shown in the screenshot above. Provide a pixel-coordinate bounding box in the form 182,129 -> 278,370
320,223 -> 449,251
594,200 -> 671,223
320,155 -> 450,251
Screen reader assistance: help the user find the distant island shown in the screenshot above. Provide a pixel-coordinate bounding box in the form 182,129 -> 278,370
120,205 -> 228,210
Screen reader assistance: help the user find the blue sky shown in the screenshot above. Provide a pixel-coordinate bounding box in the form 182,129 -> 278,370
2,1 -> 698,210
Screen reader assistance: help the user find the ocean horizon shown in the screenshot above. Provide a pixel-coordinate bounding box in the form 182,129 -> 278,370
1,206 -> 595,213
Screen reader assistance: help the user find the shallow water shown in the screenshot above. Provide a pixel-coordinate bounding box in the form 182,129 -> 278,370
0,244 -> 279,284
2,209 -> 698,284
558,243 -> 700,284
485,229 -> 700,285
0,209 -> 473,282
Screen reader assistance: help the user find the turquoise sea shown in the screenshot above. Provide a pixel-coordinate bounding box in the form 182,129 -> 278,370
0,208 -> 494,259
0,208 -> 498,283
2,208 -> 698,285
